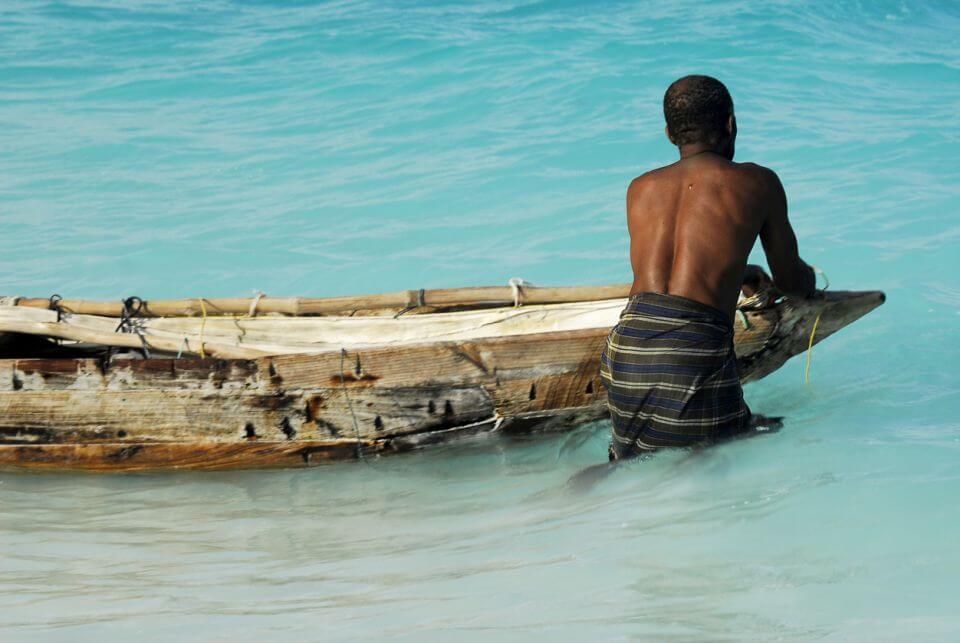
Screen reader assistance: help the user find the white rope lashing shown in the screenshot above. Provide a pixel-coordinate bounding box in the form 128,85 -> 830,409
508,278 -> 533,307
248,290 -> 266,317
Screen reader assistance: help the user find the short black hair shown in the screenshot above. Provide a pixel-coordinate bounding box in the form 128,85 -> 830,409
663,75 -> 733,146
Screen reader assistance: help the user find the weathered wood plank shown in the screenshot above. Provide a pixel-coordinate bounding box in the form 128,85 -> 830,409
0,406 -> 609,471
381,418 -> 500,452
0,314 -> 270,359
3,358 -> 262,392
498,405 -> 609,434
268,328 -> 610,390
0,390 -> 306,444
0,305 -> 801,393
485,371 -> 605,417
0,360 -> 13,392
0,440 -> 369,471
2,295 -> 781,363
0,384 -> 496,445
0,409 -> 600,471
733,308 -> 779,358
303,385 -> 495,440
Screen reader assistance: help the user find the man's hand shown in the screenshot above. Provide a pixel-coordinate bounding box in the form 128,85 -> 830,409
741,264 -> 773,297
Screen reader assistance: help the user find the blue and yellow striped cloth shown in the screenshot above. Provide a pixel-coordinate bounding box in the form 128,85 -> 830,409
600,292 -> 752,459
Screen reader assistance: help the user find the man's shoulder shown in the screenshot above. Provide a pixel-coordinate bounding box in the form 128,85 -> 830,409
627,164 -> 674,194
628,160 -> 782,193
734,161 -> 781,186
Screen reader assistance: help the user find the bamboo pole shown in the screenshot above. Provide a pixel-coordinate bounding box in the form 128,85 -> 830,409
13,297 -> 304,318
11,284 -> 633,318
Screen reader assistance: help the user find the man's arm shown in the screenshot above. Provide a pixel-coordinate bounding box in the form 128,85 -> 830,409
758,169 -> 815,297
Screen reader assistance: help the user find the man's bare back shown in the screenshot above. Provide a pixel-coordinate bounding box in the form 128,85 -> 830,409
628,153 -> 813,319
628,80 -> 813,318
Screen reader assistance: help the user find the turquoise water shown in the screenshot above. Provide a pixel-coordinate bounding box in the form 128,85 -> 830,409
1,0 -> 959,639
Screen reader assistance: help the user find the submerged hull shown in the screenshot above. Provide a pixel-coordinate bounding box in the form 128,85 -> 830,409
0,289 -> 883,471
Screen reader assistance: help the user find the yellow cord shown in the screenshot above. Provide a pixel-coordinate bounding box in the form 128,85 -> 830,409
190,297 -> 260,358
198,298 -> 208,359
804,309 -> 823,384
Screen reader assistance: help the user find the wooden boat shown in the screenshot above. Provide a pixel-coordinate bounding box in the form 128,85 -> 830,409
0,275 -> 884,471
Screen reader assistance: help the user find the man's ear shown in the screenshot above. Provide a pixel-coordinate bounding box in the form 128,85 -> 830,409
665,125 -> 676,145
726,114 -> 736,137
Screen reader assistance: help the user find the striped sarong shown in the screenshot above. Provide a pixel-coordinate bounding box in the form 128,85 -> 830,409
600,292 -> 751,459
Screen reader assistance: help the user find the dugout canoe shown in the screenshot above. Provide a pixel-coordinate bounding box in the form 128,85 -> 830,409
0,278 -> 884,471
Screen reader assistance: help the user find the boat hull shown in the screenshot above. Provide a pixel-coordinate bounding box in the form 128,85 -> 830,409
0,290 -> 884,471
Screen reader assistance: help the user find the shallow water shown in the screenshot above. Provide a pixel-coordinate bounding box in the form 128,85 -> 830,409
1,1 -> 959,640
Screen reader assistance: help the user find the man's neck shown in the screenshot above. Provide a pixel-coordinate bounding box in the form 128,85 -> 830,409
678,142 -> 726,159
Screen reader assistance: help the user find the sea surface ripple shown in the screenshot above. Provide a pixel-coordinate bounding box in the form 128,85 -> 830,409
1,1 -> 959,640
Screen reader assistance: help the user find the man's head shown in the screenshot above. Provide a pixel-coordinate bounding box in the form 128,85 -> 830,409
663,75 -> 736,159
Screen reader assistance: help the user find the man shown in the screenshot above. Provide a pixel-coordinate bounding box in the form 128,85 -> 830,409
600,75 -> 815,460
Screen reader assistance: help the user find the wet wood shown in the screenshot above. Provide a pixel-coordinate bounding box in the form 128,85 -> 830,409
0,440 -> 369,472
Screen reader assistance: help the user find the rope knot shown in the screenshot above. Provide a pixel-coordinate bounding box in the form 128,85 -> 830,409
508,278 -> 532,307
115,296 -> 150,359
